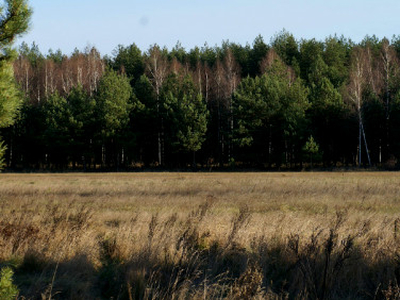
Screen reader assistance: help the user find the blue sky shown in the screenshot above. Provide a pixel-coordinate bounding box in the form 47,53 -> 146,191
17,0 -> 400,56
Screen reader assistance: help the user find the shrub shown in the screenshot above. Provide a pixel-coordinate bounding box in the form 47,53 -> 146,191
0,267 -> 19,300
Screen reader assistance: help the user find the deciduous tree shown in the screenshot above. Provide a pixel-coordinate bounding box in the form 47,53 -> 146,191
146,45 -> 168,166
347,46 -> 372,166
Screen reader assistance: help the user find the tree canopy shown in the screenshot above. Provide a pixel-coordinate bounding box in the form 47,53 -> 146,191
3,30 -> 400,170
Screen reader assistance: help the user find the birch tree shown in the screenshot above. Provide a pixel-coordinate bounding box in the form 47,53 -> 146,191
145,45 -> 168,166
348,47 -> 372,166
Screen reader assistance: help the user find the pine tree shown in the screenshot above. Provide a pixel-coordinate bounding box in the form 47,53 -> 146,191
303,135 -> 320,168
0,0 -> 32,169
233,56 -> 309,167
162,75 -> 209,167
95,69 -> 133,168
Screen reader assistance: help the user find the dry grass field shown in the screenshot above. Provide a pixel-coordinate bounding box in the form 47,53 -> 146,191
1,172 -> 400,299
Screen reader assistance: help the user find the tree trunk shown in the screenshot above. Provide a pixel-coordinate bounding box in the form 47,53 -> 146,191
361,120 -> 372,167
101,143 -> 106,169
359,113 -> 362,167
192,151 -> 196,170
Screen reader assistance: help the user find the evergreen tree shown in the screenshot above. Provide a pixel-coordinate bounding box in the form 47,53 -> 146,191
0,60 -> 21,128
233,57 -> 309,167
96,69 -> 132,136
303,135 -> 320,168
42,92 -> 73,167
67,85 -> 96,168
162,74 -> 209,166
11,101 -> 46,168
271,29 -> 299,67
0,0 -> 32,169
249,35 -> 269,77
95,69 -> 133,168
229,42 -> 251,77
307,55 -> 347,164
299,38 -> 324,83
132,74 -> 156,164
111,43 -> 144,86
323,35 -> 351,88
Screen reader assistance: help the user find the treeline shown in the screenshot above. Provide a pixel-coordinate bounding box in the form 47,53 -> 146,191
3,31 -> 400,170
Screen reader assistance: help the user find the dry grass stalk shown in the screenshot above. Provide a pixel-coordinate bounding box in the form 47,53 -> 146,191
0,172 -> 399,298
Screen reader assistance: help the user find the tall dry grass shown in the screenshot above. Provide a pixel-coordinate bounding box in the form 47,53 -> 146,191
0,172 -> 400,299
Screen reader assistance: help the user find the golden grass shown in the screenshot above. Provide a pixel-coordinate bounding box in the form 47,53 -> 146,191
1,172 -> 400,298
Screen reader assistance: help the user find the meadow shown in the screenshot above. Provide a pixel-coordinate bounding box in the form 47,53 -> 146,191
1,172 -> 400,299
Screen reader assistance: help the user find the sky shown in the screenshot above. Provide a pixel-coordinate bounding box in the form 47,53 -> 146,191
15,0 -> 400,56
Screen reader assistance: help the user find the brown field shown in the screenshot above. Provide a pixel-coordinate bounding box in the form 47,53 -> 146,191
1,172 -> 400,299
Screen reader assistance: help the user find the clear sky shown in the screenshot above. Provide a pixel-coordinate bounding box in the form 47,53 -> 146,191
16,0 -> 400,56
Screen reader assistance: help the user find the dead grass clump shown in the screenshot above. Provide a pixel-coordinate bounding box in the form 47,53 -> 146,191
0,219 -> 40,257
286,211 -> 360,299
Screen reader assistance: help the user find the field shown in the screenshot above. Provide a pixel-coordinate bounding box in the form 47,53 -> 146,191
1,172 -> 400,299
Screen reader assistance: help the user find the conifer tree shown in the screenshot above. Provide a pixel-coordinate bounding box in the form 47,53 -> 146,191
162,74 -> 208,166
0,0 -> 31,169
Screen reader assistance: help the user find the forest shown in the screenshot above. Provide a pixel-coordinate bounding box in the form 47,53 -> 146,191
3,31 -> 400,170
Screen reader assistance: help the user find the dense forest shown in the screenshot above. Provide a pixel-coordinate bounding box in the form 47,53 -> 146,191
3,31 -> 400,170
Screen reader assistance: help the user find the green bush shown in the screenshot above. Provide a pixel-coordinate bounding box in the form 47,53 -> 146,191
0,267 -> 19,300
